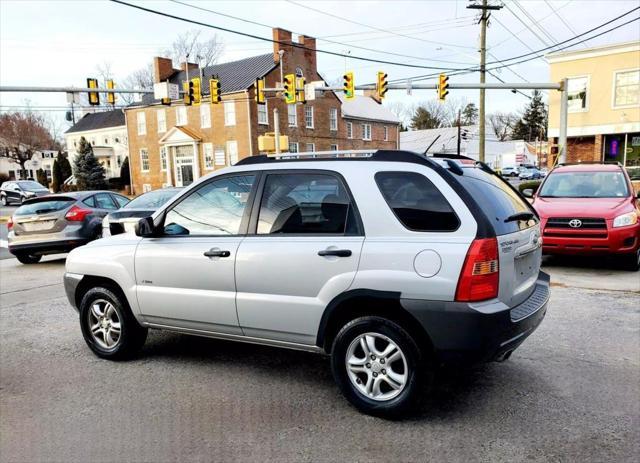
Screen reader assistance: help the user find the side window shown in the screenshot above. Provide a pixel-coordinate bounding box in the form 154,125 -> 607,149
375,172 -> 459,232
83,196 -> 96,208
112,194 -> 129,208
95,193 -> 118,210
257,173 -> 359,235
163,175 -> 255,236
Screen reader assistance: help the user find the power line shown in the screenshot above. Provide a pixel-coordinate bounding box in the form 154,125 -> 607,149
284,0 -> 477,50
504,2 -> 552,47
511,0 -> 560,48
168,0 -> 477,66
109,0 -> 466,71
386,12 -> 640,85
543,0 -> 587,49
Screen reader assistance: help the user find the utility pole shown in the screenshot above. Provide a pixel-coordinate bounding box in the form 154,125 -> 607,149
457,110 -> 462,156
468,0 -> 502,163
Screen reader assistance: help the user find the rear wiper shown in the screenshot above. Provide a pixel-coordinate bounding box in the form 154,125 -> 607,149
504,211 -> 535,223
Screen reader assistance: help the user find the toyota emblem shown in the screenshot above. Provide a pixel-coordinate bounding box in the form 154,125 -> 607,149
569,219 -> 582,228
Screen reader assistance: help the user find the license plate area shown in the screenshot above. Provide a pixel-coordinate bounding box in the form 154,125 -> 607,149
22,220 -> 55,232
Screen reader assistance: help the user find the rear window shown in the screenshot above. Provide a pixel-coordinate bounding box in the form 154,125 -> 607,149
375,172 -> 459,232
15,198 -> 74,216
455,168 -> 536,236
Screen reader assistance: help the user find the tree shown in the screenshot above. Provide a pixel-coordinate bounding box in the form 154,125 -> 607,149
488,112 -> 519,141
410,100 -> 449,130
385,101 -> 411,131
120,63 -> 154,104
36,168 -> 48,188
511,90 -> 548,142
73,137 -> 107,190
163,30 -> 225,69
120,156 -> 130,187
461,103 -> 478,125
0,111 -> 56,177
51,151 -> 72,192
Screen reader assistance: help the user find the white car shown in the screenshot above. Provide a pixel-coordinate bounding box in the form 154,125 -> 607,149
501,166 -> 518,177
64,150 -> 549,417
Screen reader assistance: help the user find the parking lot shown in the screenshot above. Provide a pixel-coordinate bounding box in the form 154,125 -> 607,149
0,252 -> 638,462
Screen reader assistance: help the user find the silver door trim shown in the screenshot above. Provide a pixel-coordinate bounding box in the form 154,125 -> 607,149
143,322 -> 325,354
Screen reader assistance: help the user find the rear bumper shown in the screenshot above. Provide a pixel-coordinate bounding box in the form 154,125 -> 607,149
8,238 -> 90,256
542,223 -> 640,255
402,271 -> 550,364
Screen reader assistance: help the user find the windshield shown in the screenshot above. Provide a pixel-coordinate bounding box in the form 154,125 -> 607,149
539,171 -> 629,198
125,189 -> 180,209
17,181 -> 46,191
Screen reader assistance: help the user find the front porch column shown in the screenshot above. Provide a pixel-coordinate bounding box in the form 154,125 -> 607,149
192,141 -> 200,180
166,146 -> 172,186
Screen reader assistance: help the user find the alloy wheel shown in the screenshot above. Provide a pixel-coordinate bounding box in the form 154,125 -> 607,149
345,332 -> 408,401
88,299 -> 122,350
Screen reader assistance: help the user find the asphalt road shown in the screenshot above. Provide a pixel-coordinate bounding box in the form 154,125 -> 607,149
0,256 -> 638,462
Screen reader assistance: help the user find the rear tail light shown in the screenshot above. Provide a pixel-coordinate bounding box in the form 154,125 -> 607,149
455,238 -> 500,302
65,205 -> 91,222
7,216 -> 13,230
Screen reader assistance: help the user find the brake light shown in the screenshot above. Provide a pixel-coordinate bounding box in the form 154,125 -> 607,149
455,238 -> 499,302
7,216 -> 13,230
65,205 -> 91,222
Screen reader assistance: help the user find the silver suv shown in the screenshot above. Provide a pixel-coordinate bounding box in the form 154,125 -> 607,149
64,150 -> 549,416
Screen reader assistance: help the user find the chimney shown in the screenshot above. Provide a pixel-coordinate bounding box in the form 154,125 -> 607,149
364,89 -> 381,104
272,28 -> 293,65
153,57 -> 175,83
298,35 -> 317,73
181,62 -> 200,74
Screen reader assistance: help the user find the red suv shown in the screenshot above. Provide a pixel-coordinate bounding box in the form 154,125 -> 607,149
523,163 -> 640,271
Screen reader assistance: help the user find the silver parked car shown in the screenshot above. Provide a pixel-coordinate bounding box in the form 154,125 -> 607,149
64,150 -> 549,417
8,191 -> 129,264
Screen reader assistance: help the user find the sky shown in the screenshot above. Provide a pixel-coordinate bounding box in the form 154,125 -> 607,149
1,0 -> 639,132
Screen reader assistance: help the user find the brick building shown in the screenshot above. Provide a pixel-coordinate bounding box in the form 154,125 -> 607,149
125,28 -> 399,193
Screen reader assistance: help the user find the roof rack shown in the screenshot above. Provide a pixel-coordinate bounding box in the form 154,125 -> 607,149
235,149 -> 442,167
556,161 -> 623,167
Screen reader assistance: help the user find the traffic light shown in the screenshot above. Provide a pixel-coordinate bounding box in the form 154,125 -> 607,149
191,77 -> 202,105
438,73 -> 449,101
296,77 -> 306,104
87,78 -> 99,106
255,78 -> 266,105
461,129 -> 469,141
343,72 -> 355,100
183,81 -> 192,105
210,78 -> 221,104
106,80 -> 116,105
376,71 -> 388,100
161,98 -> 171,106
283,74 -> 296,104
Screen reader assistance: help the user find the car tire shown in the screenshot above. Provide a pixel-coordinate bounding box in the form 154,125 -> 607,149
15,253 -> 42,264
79,286 -> 148,360
621,249 -> 640,272
331,316 -> 423,418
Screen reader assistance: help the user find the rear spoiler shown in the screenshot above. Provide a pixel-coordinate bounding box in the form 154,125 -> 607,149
21,195 -> 76,205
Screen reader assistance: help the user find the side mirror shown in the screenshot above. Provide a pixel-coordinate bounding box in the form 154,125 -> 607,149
522,188 -> 534,198
135,216 -> 157,237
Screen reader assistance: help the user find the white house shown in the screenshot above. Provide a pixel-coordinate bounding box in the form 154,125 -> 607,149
0,150 -> 57,181
64,110 -> 128,178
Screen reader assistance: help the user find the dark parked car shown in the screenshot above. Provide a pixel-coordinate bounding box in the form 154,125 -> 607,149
102,187 -> 182,237
1,180 -> 49,205
7,191 -> 129,264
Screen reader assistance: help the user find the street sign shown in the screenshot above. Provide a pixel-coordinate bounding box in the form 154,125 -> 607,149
66,92 -> 80,104
153,82 -> 179,100
304,81 -> 324,101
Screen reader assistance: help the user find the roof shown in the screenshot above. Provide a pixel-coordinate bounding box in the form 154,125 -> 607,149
546,40 -> 639,63
65,110 -> 125,134
400,126 -> 477,153
138,53 -> 276,106
554,163 -> 623,172
336,94 -> 400,124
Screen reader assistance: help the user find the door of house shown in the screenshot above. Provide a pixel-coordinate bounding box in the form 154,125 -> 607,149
174,145 -> 195,187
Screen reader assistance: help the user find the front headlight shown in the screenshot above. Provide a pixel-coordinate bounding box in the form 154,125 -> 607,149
101,216 -> 111,237
612,212 -> 639,228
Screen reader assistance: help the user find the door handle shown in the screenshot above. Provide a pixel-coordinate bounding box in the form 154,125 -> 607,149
204,249 -> 231,258
318,249 -> 352,257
